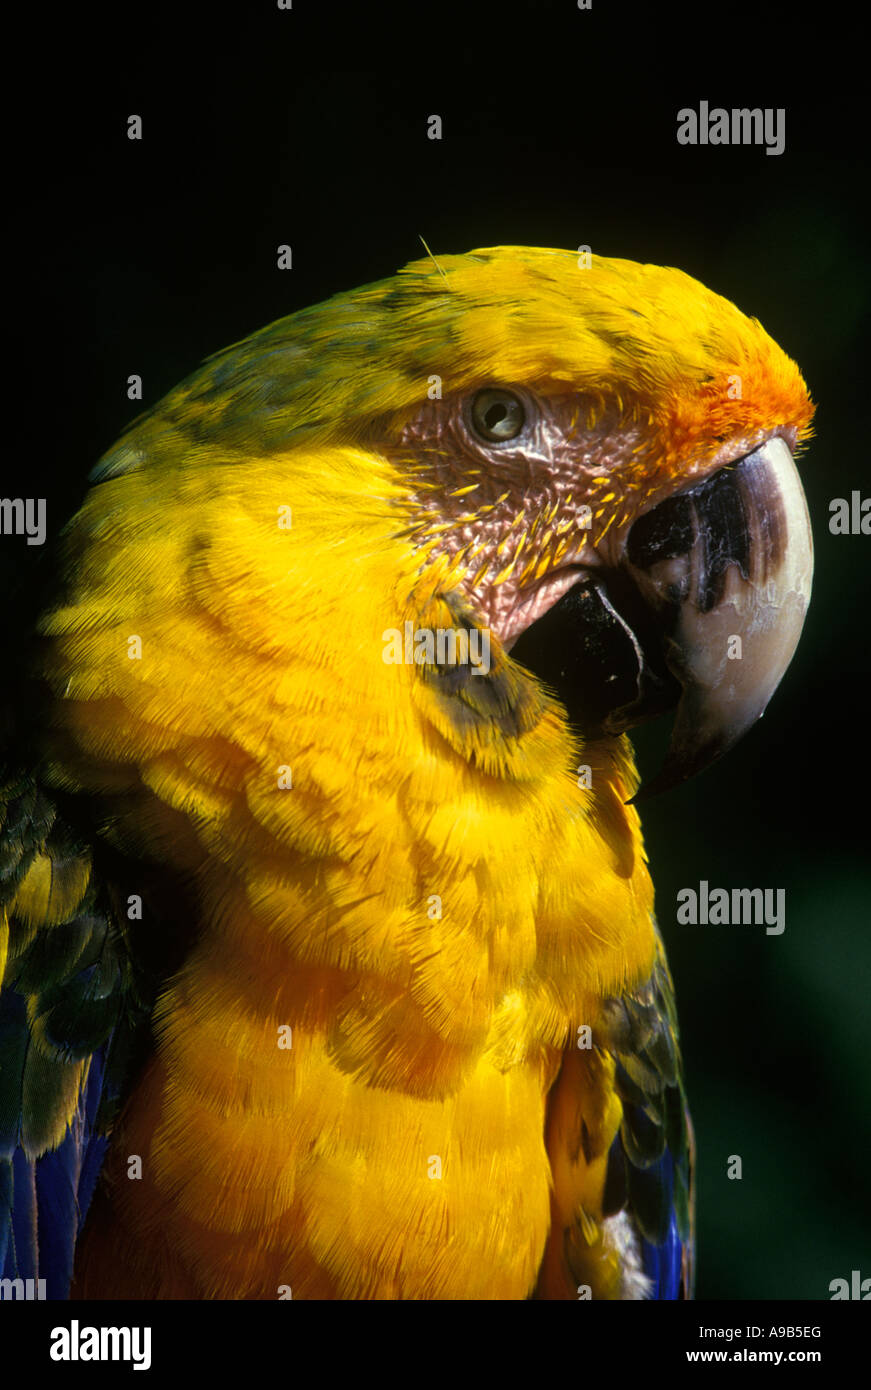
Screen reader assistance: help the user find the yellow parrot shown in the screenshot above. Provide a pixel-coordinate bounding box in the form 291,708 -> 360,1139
0,246 -> 813,1299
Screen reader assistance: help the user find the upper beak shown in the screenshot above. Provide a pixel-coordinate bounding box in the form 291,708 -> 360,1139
510,436 -> 813,797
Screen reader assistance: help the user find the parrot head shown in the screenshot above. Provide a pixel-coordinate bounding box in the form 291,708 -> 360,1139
377,247 -> 815,793
58,245 -> 813,809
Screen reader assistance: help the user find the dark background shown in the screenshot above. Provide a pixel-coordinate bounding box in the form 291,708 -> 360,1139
7,1 -> 870,1298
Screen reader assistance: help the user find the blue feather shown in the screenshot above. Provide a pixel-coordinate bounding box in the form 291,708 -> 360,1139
2,1040 -> 112,1296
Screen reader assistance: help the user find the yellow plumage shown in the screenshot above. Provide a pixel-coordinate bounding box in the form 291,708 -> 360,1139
23,247 -> 812,1297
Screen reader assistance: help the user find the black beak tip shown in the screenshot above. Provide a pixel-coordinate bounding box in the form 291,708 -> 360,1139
626,769 -> 686,807
626,735 -> 734,806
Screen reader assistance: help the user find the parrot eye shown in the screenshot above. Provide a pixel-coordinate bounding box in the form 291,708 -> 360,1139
469,388 -> 526,442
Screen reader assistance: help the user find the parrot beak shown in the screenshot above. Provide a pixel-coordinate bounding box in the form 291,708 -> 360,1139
622,435 -> 813,798
510,436 -> 813,797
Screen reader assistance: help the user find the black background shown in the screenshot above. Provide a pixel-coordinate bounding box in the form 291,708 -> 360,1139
6,0 -> 870,1299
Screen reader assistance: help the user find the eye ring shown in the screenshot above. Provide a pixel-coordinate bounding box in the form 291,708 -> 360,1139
469,388 -> 526,443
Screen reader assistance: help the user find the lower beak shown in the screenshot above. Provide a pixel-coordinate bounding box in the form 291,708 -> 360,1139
510,436 -> 814,797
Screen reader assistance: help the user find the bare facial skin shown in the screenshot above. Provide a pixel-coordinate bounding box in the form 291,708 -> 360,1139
390,385 -> 801,649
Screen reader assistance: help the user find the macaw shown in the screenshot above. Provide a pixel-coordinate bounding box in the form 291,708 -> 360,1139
0,246 -> 814,1300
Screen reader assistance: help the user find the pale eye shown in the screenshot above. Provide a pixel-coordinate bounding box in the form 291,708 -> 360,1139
470,388 -> 526,442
